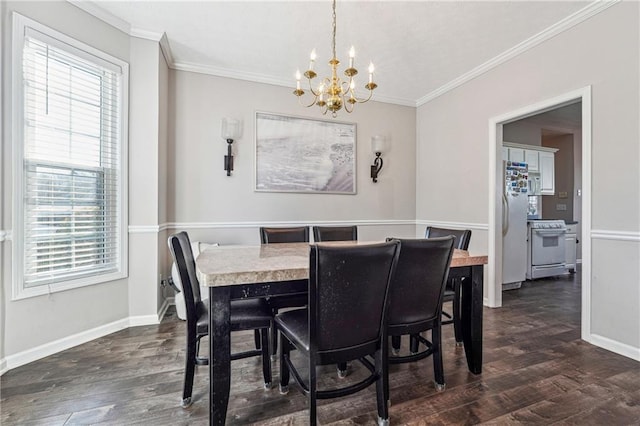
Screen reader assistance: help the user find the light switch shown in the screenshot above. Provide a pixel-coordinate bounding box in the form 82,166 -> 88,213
559,191 -> 568,199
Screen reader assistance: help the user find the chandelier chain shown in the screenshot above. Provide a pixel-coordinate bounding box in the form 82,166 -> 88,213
332,0 -> 337,60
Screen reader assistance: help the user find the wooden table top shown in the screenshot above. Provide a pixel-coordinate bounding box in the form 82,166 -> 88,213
196,242 -> 488,287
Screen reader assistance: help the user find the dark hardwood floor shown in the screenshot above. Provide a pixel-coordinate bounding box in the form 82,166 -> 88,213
2,268 -> 639,425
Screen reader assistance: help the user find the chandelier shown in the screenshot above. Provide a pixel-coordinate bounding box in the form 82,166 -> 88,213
293,0 -> 377,117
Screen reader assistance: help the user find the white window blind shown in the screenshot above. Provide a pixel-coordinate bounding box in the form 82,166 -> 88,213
19,26 -> 124,289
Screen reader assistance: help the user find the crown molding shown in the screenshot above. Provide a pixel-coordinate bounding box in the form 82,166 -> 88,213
129,27 -> 163,42
416,0 -> 620,106
159,33 -> 174,67
72,0 -> 618,109
171,61 -> 416,107
67,0 -> 131,35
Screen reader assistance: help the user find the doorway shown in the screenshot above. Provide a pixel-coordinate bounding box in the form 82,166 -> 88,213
487,86 -> 592,341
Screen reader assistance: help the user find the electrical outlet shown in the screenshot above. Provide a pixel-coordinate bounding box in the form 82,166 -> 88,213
556,203 -> 567,211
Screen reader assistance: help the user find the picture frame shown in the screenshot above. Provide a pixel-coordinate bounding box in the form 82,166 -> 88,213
254,111 -> 356,194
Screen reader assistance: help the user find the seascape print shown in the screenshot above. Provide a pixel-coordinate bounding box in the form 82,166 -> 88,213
255,112 -> 356,194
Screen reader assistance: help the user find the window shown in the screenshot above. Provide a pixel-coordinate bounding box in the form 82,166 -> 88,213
12,14 -> 128,299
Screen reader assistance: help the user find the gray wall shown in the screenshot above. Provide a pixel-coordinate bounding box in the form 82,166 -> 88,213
1,1 -> 131,363
542,133 -> 574,222
167,70 -> 418,245
417,2 -> 639,352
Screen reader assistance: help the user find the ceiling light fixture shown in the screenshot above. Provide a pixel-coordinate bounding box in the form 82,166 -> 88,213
293,0 -> 377,117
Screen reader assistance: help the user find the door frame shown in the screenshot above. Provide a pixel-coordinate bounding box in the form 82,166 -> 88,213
487,86 -> 592,340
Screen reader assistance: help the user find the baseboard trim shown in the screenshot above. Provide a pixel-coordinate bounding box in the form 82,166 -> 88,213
0,313 -> 164,375
157,298 -> 171,322
588,333 -> 640,362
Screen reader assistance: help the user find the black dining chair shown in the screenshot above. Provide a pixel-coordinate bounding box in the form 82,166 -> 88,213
386,237 -> 455,391
259,226 -> 310,357
312,225 -> 358,242
311,224 -> 358,377
425,226 -> 472,346
276,241 -> 400,426
260,226 -> 310,244
391,226 -> 471,353
168,231 -> 273,408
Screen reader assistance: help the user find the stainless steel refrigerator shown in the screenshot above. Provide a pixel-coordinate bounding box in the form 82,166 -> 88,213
502,161 -> 529,290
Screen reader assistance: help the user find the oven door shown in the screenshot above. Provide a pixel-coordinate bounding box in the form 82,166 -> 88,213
530,228 -> 566,266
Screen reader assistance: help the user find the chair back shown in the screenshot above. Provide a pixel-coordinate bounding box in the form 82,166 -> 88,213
309,241 -> 400,352
425,226 -> 471,250
312,225 -> 358,242
168,232 -> 205,329
387,237 -> 455,327
260,226 -> 309,244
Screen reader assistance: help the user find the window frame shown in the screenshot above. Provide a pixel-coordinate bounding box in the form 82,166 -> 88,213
11,13 -> 129,300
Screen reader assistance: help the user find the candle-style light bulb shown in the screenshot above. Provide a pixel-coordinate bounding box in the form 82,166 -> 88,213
318,83 -> 325,101
295,70 -> 301,90
309,49 -> 317,71
368,62 -> 375,83
349,46 -> 355,68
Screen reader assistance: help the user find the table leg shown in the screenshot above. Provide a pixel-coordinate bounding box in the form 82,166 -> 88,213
461,264 -> 483,374
210,287 -> 231,425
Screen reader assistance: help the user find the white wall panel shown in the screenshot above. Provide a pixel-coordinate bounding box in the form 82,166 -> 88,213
416,2 -> 639,353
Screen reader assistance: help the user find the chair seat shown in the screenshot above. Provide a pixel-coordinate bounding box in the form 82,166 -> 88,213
274,308 -> 310,351
196,298 -> 272,335
442,288 -> 455,302
267,293 -> 308,310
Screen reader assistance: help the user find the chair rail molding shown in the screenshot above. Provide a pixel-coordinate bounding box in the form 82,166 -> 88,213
591,229 -> 640,242
164,219 -> 416,230
415,220 -> 489,232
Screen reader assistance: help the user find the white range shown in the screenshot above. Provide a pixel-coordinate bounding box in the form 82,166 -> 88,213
526,220 -> 567,279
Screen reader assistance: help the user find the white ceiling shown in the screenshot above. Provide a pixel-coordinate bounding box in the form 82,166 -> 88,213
83,1 -> 596,106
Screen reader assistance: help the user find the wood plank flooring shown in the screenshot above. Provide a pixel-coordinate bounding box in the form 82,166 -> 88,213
2,268 -> 639,425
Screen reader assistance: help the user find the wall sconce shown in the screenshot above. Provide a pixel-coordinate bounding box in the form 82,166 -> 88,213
222,118 -> 240,176
370,135 -> 385,183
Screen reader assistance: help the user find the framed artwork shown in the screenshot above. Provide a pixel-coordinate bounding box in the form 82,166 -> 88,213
255,112 -> 356,194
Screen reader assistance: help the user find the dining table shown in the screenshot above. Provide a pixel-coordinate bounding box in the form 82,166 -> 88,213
196,241 -> 488,425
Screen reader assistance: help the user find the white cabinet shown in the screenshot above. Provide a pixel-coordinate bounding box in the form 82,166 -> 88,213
565,223 -> 578,272
508,148 -> 525,162
525,150 -> 539,172
539,151 -> 555,195
503,144 -> 556,195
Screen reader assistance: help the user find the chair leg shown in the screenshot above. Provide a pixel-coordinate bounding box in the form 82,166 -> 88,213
453,279 -> 463,346
260,328 -> 272,389
309,362 -> 317,426
391,335 -> 401,355
254,329 -> 261,349
409,334 -> 420,354
337,362 -> 348,378
182,333 -> 197,407
279,334 -> 290,394
375,347 -> 390,425
271,313 -> 278,360
195,336 -> 209,366
432,323 -> 445,391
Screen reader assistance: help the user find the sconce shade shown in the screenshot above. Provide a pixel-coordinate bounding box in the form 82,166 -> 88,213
221,118 -> 240,140
371,135 -> 385,153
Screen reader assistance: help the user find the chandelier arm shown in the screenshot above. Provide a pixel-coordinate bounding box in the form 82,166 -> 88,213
298,93 -> 319,108
350,89 -> 375,104
344,99 -> 354,113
